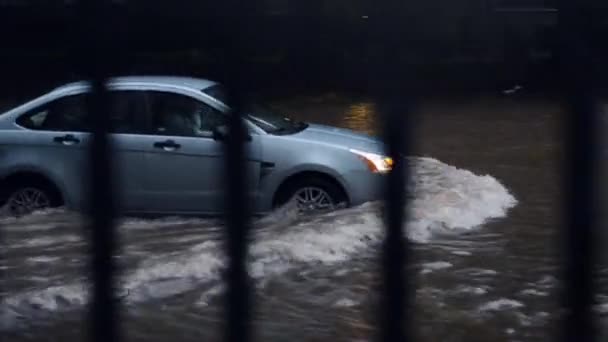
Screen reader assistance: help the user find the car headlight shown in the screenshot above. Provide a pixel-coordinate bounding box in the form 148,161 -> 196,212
350,149 -> 394,173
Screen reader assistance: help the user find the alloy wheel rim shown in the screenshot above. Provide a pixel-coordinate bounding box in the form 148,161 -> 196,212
7,188 -> 51,216
293,187 -> 335,212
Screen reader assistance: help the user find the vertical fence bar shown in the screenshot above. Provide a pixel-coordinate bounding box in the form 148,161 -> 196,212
379,98 -> 411,342
223,92 -> 252,342
75,0 -> 120,341
559,0 -> 597,340
88,78 -> 118,342
221,7 -> 254,342
373,1 -> 413,340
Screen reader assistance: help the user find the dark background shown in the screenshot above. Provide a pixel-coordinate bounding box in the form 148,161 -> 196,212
0,0 -> 605,100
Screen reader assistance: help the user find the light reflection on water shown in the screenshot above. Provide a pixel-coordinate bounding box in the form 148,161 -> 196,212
343,102 -> 379,136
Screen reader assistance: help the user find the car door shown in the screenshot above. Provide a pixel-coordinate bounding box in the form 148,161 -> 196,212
11,92 -> 92,211
105,89 -> 152,213
138,90 -> 262,214
12,90 -> 152,213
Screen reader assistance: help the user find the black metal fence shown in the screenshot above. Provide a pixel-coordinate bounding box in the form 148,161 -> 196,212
1,0 -> 604,341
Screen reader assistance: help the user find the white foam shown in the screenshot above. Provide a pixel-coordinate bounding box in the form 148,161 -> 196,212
516,312 -> 533,327
536,275 -> 556,289
4,284 -> 88,313
420,261 -> 453,274
468,269 -> 499,277
27,276 -> 51,283
123,241 -> 224,302
595,303 -> 608,314
333,298 -> 358,308
249,211 -> 381,278
407,157 -> 517,240
451,251 -> 472,256
421,261 -> 453,270
0,207 -> 78,232
1,211 -> 382,320
26,256 -> 61,264
2,223 -> 61,233
454,285 -> 488,295
196,284 -> 225,307
1,156 -> 518,328
334,269 -> 349,277
536,311 -> 550,318
478,299 -> 524,312
10,235 -> 81,249
520,289 -> 549,297
119,217 -> 213,231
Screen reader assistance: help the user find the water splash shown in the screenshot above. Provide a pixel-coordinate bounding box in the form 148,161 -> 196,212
0,156 -> 517,329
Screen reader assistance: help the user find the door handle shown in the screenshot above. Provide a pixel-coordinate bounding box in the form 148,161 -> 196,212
153,139 -> 181,151
53,134 -> 80,145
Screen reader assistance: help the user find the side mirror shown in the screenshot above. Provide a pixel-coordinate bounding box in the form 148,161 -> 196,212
212,125 -> 252,142
212,125 -> 229,141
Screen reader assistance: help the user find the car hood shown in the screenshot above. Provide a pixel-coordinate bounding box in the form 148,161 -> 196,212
291,123 -> 385,153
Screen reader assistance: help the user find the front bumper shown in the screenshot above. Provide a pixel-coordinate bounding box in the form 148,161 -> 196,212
342,170 -> 387,206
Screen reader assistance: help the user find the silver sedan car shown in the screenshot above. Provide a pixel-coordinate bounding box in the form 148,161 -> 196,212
0,76 -> 393,216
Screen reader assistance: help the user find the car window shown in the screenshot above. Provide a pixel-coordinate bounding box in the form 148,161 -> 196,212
108,91 -> 147,134
201,84 -> 228,105
17,94 -> 89,132
146,91 -> 228,137
17,91 -> 146,134
245,103 -> 308,135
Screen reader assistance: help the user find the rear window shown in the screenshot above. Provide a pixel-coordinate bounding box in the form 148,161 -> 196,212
16,94 -> 89,131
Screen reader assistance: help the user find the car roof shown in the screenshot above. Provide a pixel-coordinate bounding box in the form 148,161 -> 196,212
52,76 -> 218,93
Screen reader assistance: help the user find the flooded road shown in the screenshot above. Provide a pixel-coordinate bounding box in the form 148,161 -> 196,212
1,94 -> 604,341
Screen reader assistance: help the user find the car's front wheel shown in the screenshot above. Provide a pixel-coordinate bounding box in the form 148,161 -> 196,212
275,176 -> 347,213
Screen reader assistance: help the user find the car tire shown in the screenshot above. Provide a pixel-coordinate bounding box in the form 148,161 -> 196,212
275,176 -> 347,213
3,182 -> 61,217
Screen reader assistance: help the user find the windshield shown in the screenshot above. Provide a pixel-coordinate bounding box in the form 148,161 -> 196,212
244,104 -> 308,135
202,84 -> 228,105
202,85 -> 307,135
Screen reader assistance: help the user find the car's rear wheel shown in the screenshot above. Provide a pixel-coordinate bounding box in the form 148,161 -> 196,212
275,176 -> 347,213
4,184 -> 60,217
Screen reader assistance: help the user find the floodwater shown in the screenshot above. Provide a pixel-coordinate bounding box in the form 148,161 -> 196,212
1,93 -> 606,341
